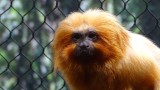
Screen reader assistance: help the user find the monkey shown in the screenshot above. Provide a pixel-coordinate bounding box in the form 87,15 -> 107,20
53,9 -> 160,90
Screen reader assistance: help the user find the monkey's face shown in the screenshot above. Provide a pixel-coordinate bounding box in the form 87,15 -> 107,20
71,28 -> 98,60
54,10 -> 128,64
54,25 -> 102,63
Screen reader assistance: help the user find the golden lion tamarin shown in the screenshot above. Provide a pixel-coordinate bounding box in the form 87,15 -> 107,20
53,9 -> 160,90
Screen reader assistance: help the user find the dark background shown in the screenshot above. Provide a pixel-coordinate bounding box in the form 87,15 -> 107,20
0,0 -> 160,90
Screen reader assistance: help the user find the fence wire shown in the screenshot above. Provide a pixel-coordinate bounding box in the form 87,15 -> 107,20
0,0 -> 160,90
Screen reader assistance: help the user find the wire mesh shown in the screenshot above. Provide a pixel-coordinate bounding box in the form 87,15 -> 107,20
0,0 -> 160,90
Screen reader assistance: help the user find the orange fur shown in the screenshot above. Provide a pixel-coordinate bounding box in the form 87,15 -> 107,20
53,10 -> 160,90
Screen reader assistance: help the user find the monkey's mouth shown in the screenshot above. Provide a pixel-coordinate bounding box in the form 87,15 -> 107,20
74,48 -> 95,60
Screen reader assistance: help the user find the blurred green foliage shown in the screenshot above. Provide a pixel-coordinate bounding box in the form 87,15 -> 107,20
0,0 -> 160,90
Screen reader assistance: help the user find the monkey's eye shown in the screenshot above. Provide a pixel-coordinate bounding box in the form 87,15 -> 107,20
88,31 -> 98,41
72,33 -> 82,42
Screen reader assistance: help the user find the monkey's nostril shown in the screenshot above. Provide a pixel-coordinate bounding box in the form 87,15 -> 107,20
78,42 -> 89,49
80,45 -> 89,50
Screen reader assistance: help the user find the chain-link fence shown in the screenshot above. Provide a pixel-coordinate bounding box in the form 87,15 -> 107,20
0,0 -> 160,90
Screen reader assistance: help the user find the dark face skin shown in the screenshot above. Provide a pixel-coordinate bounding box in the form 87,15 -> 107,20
71,29 -> 98,60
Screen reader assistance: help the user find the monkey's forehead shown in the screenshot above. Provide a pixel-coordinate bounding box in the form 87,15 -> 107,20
59,9 -> 118,30
66,9 -> 117,22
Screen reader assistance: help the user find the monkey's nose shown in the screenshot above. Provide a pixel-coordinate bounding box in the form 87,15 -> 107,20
78,41 -> 89,49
